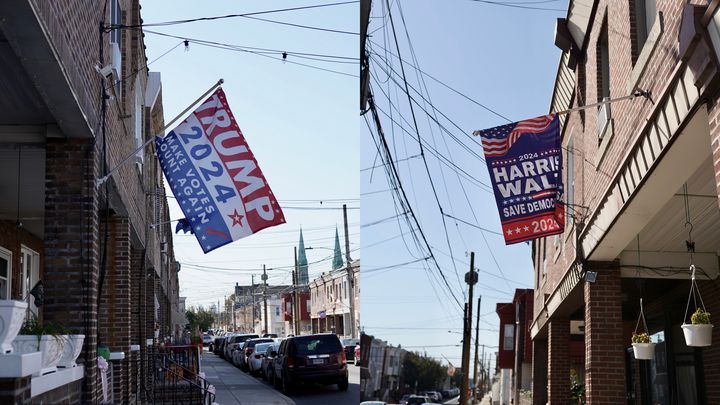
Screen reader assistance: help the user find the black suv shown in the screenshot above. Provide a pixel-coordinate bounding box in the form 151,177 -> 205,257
272,333 -> 348,394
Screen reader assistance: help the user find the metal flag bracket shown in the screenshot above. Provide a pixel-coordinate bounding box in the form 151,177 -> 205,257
95,78 -> 224,189
471,89 -> 651,136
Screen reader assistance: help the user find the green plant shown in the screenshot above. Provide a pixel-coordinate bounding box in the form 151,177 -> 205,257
691,308 -> 711,325
632,332 -> 651,344
19,316 -> 69,349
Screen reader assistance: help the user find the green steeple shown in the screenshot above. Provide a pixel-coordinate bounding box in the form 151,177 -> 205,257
332,226 -> 343,270
297,228 -> 308,284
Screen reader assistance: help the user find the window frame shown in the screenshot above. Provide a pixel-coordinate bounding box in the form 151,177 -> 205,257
503,323 -> 515,351
20,246 -> 40,316
0,247 -> 11,300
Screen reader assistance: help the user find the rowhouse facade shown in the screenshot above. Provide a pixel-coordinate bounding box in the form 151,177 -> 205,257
532,1 -> 720,404
0,1 -> 182,403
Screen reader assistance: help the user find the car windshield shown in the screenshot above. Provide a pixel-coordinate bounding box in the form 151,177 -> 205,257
255,342 -> 273,353
247,339 -> 274,348
293,335 -> 342,355
341,338 -> 359,346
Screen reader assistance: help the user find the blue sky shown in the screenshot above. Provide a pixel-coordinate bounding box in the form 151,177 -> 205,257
140,1 -> 359,309
361,0 -> 566,367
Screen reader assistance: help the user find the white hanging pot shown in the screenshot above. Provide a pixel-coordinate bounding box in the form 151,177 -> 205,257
632,342 -> 655,360
0,300 -> 28,354
682,323 -> 713,347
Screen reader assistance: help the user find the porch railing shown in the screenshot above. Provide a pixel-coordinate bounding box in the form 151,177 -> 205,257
145,345 -> 215,405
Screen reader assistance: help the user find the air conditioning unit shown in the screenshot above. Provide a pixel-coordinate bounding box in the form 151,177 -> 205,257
597,97 -> 611,139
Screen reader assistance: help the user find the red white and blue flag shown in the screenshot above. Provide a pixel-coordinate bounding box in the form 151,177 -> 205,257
156,88 -> 285,253
476,114 -> 564,244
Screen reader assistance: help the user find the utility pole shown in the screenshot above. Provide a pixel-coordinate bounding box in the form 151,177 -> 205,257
263,265 -> 268,334
472,295 -> 482,404
293,247 -> 300,336
223,295 -> 227,331
460,252 -> 477,405
251,274 -> 257,333
343,204 -> 355,338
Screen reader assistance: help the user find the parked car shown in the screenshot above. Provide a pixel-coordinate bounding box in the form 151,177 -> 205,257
360,402 -> 387,405
262,342 -> 281,383
202,334 -> 213,347
402,395 -> 431,405
341,338 -> 359,361
262,333 -> 278,338
225,333 -> 259,361
246,341 -> 274,376
441,387 -> 460,398
424,391 -> 442,402
213,337 -> 226,356
235,337 -> 274,370
354,344 -> 360,365
272,333 -> 348,394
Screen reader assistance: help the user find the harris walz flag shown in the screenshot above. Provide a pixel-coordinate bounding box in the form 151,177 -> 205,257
156,88 -> 285,253
477,114 -> 564,244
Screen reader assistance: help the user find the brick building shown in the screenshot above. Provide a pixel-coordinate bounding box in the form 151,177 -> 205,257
531,1 -> 720,404
496,289 -> 536,405
309,259 -> 361,338
0,1 -> 180,403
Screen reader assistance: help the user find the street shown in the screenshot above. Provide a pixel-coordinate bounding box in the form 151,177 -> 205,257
202,349 -> 359,405
285,361 -> 360,405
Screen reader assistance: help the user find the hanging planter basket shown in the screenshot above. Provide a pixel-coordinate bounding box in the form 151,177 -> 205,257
682,324 -> 713,347
631,298 -> 655,360
682,265 -> 713,347
632,343 -> 656,360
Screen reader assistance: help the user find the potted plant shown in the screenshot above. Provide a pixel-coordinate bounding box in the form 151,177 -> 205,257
631,332 -> 655,359
58,333 -> 85,368
12,316 -> 66,375
682,308 -> 713,347
0,300 -> 27,354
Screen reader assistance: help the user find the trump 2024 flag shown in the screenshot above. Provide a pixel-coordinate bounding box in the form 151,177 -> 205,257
156,88 -> 285,253
477,114 -> 564,244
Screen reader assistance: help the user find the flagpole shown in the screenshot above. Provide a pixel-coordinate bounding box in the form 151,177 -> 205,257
554,89 -> 650,115
471,89 -> 651,136
96,78 -> 224,188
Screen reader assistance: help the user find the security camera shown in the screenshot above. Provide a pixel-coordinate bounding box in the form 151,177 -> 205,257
95,64 -> 114,79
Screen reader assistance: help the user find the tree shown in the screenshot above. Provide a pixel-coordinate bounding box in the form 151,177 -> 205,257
186,306 -> 215,333
401,351 -> 446,393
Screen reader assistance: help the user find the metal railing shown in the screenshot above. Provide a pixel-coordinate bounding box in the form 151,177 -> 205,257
145,345 -> 215,405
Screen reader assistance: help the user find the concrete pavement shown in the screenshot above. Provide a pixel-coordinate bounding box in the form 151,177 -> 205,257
201,351 -> 294,405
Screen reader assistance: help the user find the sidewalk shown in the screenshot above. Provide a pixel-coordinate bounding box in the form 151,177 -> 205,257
202,352 -> 294,405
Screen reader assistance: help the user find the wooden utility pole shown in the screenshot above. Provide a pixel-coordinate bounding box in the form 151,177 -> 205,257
460,252 -> 477,405
343,204 -> 356,337
293,247 -> 300,335
472,295 -> 482,404
263,265 -> 268,334
251,274 -> 257,333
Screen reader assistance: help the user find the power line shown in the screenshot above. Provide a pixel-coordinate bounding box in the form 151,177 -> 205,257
240,15 -> 358,35
109,1 -> 359,29
143,30 -> 357,78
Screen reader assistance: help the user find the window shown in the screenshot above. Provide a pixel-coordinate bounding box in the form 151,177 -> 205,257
597,18 -> 610,102
503,324 -> 515,350
21,247 -> 39,316
110,0 -> 122,45
634,0 -> 657,56
276,307 -> 280,317
134,76 -> 144,165
0,248 -> 10,300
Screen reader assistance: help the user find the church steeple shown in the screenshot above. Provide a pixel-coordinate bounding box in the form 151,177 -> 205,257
297,228 -> 308,284
332,226 -> 343,270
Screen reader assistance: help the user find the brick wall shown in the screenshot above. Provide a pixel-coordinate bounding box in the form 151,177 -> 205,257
531,339 -> 547,405
584,262 -> 624,404
98,215 -> 131,403
43,138 -> 100,403
0,376 -> 30,405
547,318 -> 570,404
